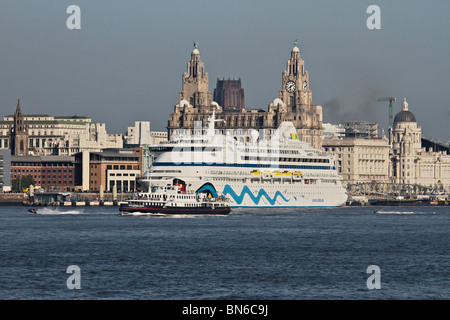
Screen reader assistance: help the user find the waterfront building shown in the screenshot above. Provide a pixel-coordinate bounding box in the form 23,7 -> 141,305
9,148 -> 143,193
125,121 -> 152,146
421,137 -> 450,154
0,149 -> 11,192
124,121 -> 168,176
0,101 -> 123,156
167,42 -> 323,150
322,136 -> 390,185
124,121 -> 168,147
10,155 -> 80,191
150,131 -> 168,145
74,148 -> 142,192
323,121 -> 378,140
340,121 -> 379,139
389,98 -> 450,190
322,123 -> 345,139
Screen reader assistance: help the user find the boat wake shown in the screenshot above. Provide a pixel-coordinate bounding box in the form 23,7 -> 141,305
120,212 -> 164,217
120,212 -> 224,218
31,207 -> 85,215
373,210 -> 436,215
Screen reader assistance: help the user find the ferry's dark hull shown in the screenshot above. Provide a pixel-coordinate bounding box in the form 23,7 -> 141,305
119,204 -> 231,215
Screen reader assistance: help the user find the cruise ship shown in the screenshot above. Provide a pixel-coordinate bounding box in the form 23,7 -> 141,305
139,112 -> 347,208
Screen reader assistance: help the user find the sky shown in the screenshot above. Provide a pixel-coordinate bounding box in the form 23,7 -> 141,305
0,0 -> 449,142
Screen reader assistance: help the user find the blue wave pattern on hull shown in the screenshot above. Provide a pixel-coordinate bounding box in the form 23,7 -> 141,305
196,184 -> 219,197
222,185 -> 290,205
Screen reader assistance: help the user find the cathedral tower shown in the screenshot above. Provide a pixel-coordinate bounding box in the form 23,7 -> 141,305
10,99 -> 29,156
214,78 -> 245,112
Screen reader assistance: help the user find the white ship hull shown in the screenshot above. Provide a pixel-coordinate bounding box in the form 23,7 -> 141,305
140,171 -> 347,208
140,112 -> 348,208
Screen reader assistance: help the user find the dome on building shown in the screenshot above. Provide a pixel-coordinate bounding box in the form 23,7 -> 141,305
179,99 -> 191,108
393,97 -> 416,123
272,98 -> 285,107
394,111 -> 416,123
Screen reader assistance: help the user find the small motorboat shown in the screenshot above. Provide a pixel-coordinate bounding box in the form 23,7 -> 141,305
28,208 -> 37,214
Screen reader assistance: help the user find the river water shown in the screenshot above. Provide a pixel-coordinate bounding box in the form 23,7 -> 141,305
0,205 -> 448,300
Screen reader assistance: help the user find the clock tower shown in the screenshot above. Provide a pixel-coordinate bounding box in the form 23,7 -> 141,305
270,41 -> 323,149
169,42 -> 323,150
278,40 -> 312,110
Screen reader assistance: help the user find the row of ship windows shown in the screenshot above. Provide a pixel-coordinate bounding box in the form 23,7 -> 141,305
150,146 -> 223,152
133,203 -> 199,207
150,147 -> 302,156
218,164 -> 333,170
154,163 -> 334,170
240,149 -> 299,155
242,156 -> 329,163
176,195 -> 195,199
212,178 -> 338,184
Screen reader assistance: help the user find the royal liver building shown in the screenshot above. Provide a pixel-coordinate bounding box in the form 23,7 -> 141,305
167,42 -> 323,150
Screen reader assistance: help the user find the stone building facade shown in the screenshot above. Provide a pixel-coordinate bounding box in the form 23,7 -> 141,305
322,136 -> 390,185
124,121 -> 168,147
323,98 -> 450,191
0,101 -> 123,156
167,43 -> 323,150
389,98 -> 450,189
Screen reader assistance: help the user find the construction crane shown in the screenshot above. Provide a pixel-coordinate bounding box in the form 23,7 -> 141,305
376,97 -> 396,128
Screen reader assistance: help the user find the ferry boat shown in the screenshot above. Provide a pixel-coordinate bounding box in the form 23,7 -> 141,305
119,183 -> 231,215
139,111 -> 348,208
